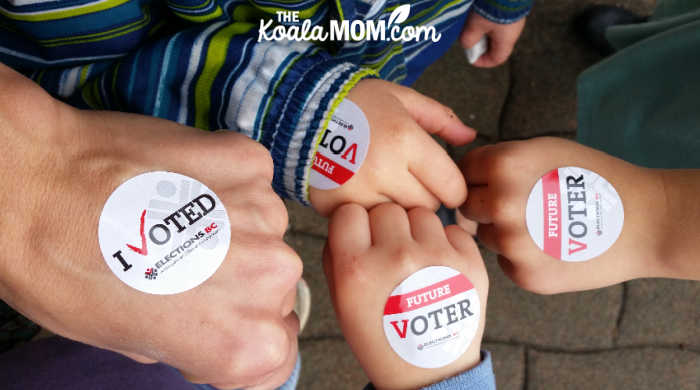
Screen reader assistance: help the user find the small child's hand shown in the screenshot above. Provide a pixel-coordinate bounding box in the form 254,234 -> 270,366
460,12 -> 526,67
459,137 -> 667,294
309,79 -> 475,216
324,204 -> 488,389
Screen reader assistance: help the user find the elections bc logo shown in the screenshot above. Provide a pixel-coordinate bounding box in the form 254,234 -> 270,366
98,172 -> 231,295
382,266 -> 480,369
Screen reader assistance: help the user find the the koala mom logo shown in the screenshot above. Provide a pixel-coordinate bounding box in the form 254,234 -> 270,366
258,5 -> 442,43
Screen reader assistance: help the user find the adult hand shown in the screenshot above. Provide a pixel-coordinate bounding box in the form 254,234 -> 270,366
309,79 -> 476,216
0,63 -> 301,389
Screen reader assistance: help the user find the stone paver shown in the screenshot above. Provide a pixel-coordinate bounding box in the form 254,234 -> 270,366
500,0 -> 657,140
528,347 -> 700,390
284,232 -> 342,338
617,279 -> 700,347
483,343 -> 525,390
482,249 -> 623,349
285,200 -> 328,237
414,44 -> 510,142
299,338 -> 368,390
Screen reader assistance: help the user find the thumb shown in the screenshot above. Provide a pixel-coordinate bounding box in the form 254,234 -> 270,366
391,85 -> 477,146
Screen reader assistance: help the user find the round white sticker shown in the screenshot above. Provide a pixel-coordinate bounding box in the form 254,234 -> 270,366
98,171 -> 231,294
525,166 -> 624,262
382,266 -> 480,369
309,99 -> 370,190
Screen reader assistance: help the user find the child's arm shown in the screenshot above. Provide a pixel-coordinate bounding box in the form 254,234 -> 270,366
459,137 -> 700,294
461,0 -> 532,67
324,203 -> 491,389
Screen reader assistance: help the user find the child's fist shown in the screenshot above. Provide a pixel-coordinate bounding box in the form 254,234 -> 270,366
324,204 -> 488,389
460,137 -> 666,294
460,12 -> 526,67
309,79 -> 475,216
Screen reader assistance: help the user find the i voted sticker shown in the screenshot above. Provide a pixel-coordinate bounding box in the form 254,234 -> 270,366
383,266 -> 480,369
98,171 -> 231,294
309,99 -> 370,190
526,167 -> 624,262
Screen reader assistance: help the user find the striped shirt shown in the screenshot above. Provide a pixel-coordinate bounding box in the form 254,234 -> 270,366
0,0 -> 531,203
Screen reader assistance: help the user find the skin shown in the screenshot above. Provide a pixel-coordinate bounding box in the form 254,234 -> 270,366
460,12 -> 527,68
459,137 -> 700,294
0,63 -> 301,390
323,204 -> 489,390
309,79 -> 476,216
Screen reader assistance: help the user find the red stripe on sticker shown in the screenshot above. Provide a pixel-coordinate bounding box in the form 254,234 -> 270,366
312,153 -> 354,185
383,274 -> 473,315
542,169 -> 562,258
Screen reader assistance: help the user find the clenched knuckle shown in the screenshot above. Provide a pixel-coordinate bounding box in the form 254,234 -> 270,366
258,190 -> 288,234
256,324 -> 290,374
269,243 -> 303,283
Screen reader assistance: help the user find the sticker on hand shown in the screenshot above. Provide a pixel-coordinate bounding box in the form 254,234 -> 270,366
525,167 -> 624,262
98,171 -> 231,294
309,99 -> 370,190
383,266 -> 480,369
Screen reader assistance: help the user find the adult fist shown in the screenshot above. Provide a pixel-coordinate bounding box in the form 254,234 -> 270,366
0,64 -> 301,389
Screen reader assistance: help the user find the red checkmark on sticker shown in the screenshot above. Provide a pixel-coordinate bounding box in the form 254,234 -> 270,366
127,210 -> 148,256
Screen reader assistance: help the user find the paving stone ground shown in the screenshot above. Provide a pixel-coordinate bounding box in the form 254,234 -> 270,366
289,0 -> 700,388
7,1 -> 699,389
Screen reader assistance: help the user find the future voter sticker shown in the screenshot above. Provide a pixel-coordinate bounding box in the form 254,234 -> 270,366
98,171 -> 231,294
309,99 -> 370,190
382,266 -> 480,369
526,167 -> 624,262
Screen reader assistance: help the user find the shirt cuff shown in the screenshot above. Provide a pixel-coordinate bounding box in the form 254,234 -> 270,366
472,0 -> 532,24
364,350 -> 496,390
260,52 -> 377,205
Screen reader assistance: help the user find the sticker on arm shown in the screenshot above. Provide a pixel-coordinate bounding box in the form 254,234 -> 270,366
525,166 -> 624,262
98,171 -> 231,295
309,99 -> 370,190
382,266 -> 480,369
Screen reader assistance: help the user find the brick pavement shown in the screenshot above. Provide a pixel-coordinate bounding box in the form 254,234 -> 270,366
290,1 -> 700,388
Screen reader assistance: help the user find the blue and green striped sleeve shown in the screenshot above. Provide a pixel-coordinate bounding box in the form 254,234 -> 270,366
473,0 -> 532,23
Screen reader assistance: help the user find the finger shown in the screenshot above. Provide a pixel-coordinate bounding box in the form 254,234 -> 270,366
476,223 -> 500,253
117,350 -> 158,364
445,225 -> 481,258
407,207 -> 448,245
328,203 -> 371,256
459,186 -> 493,224
222,182 -> 288,237
212,315 -> 300,390
369,203 -> 412,245
460,22 -> 486,49
409,130 -> 467,208
321,242 -> 338,306
383,173 -> 440,211
456,208 -> 478,235
474,28 -> 521,68
460,143 -> 494,185
391,86 -> 476,146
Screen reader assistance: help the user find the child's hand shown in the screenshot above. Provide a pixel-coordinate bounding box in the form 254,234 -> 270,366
459,137 -> 667,294
460,12 -> 526,67
309,79 -> 476,216
323,204 -> 488,389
